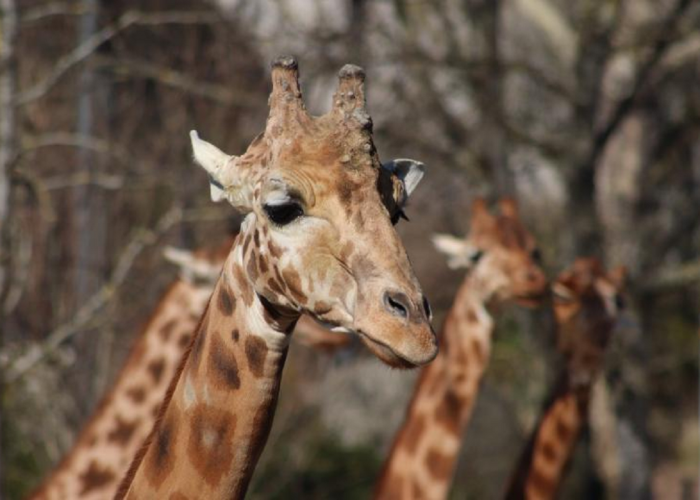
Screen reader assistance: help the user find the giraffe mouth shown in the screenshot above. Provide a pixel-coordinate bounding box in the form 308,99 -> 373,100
356,330 -> 417,369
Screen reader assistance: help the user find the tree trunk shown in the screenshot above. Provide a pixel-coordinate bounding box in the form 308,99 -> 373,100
70,0 -> 110,417
0,0 -> 18,494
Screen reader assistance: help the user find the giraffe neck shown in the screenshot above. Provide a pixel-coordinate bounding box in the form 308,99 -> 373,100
504,374 -> 588,500
117,236 -> 298,499
374,274 -> 494,499
28,280 -> 212,500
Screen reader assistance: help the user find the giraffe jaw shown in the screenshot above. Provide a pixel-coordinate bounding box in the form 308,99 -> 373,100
356,331 -> 421,369
310,316 -> 430,369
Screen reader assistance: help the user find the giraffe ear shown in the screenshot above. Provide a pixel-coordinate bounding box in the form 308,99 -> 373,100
432,233 -> 480,269
190,131 -> 252,212
382,159 -> 425,206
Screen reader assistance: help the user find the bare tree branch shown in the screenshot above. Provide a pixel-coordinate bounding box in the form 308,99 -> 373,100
3,206 -> 227,382
641,259 -> 700,293
588,0 -> 694,166
93,56 -> 260,106
18,132 -> 164,172
0,0 -> 18,487
15,10 -> 222,106
21,1 -> 90,23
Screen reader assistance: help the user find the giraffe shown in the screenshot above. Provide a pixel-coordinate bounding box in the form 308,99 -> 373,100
27,238 -> 355,500
116,56 -> 437,499
504,257 -> 625,500
27,237 -> 354,500
27,243 -> 230,500
374,198 -> 549,500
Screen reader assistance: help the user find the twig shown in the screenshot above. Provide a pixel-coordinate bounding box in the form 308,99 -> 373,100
588,0 -> 694,166
21,1 -> 89,23
15,10 -> 222,106
2,217 -> 32,314
17,132 -> 167,174
4,206 -> 227,382
641,259 -> 700,292
41,171 -> 124,191
21,131 -> 128,160
93,56 -> 260,107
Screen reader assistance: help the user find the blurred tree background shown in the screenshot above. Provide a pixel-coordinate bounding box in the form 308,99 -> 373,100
0,0 -> 697,498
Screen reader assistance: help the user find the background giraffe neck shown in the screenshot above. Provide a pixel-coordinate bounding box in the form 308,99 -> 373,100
504,374 -> 588,500
374,275 -> 494,499
27,280 -> 212,500
117,247 -> 297,500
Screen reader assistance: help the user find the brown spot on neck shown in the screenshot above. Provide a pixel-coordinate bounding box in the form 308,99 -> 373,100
247,252 -> 260,282
401,412 -> 426,455
147,358 -> 166,385
425,447 -> 453,481
178,332 -> 192,348
107,415 -> 141,446
375,471 -> 404,499
527,467 -> 554,496
258,253 -> 269,274
434,389 -> 462,435
187,405 -> 237,488
217,284 -> 235,316
145,414 -> 177,489
160,319 -> 178,342
245,335 -> 268,378
78,461 -> 115,494
233,264 -> 254,306
554,415 -> 572,442
471,337 -> 486,366
210,335 -> 241,390
126,385 -> 147,404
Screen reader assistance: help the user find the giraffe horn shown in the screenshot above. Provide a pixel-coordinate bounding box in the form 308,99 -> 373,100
267,55 -> 308,124
331,64 -> 372,131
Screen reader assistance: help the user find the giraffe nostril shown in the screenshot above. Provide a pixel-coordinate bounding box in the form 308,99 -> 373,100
422,296 -> 432,320
383,291 -> 410,319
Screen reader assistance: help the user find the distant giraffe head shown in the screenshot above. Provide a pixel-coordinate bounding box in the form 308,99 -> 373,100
503,258 -> 626,500
190,57 -> 436,368
432,198 -> 548,306
552,257 -> 626,388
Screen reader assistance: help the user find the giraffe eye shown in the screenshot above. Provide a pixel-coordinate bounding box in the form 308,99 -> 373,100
531,248 -> 542,263
264,202 -> 304,226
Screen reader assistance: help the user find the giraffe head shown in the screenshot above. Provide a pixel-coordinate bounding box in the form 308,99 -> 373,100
190,57 -> 436,368
552,257 -> 626,387
432,198 -> 548,306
